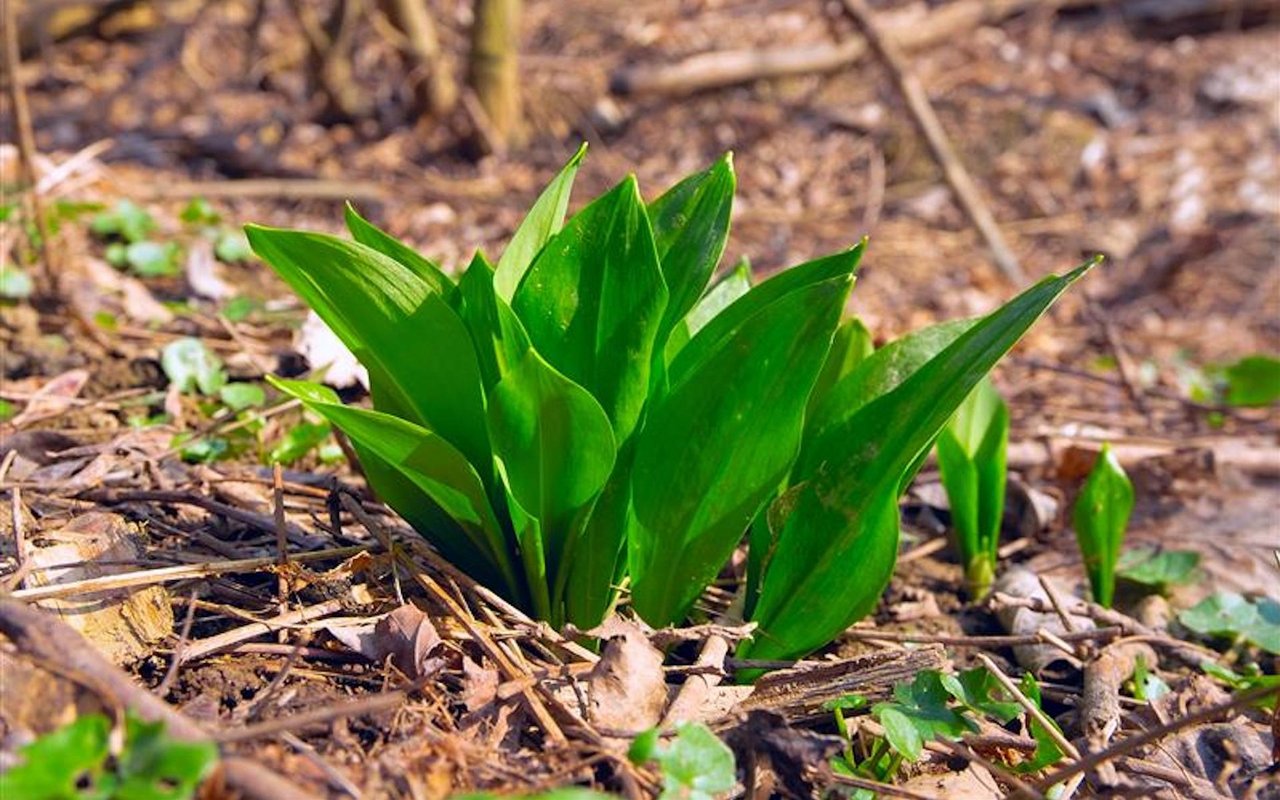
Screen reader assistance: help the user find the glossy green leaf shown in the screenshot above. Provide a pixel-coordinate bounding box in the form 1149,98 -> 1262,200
1116,547 -> 1199,591
936,377 -> 1009,598
1222,354 -> 1280,407
653,722 -> 737,800
512,175 -> 667,440
495,143 -> 587,301
271,376 -> 520,598
246,226 -> 490,469
647,154 -> 735,340
487,348 -> 616,620
344,202 -> 453,297
563,439 -> 637,627
1072,443 -> 1133,608
798,317 -> 974,477
664,257 -> 752,360
744,261 -> 1095,662
628,254 -> 856,625
808,316 -> 875,418
457,252 -> 531,391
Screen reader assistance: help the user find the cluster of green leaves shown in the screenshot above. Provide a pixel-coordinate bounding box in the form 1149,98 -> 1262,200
1,199 -> 110,299
0,713 -> 217,800
627,722 -> 737,800
90,198 -> 251,279
158,337 -> 338,466
935,376 -> 1009,599
248,145 -> 1091,662
1179,591 -> 1280,655
826,668 -> 1064,794
1072,443 -> 1133,608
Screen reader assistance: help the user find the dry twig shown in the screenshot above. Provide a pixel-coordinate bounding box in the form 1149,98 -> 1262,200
836,0 -> 1025,283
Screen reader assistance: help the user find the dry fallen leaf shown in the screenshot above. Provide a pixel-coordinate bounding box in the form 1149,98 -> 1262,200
7,369 -> 90,429
461,657 -> 499,712
326,603 -> 444,679
585,618 -> 667,735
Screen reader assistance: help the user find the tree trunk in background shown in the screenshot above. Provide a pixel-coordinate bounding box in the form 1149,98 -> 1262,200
467,0 -> 523,151
385,0 -> 456,117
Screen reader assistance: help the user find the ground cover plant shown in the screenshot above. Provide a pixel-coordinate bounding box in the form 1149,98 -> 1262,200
935,376 -> 1009,598
247,146 -> 1093,664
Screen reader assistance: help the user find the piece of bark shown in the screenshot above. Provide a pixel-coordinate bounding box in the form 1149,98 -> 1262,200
20,512 -> 173,665
1078,641 -> 1159,785
740,646 -> 946,724
993,568 -> 1093,677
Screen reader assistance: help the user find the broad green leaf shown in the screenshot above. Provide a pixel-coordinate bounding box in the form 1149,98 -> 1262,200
798,317 -> 974,477
941,668 -> 1020,724
664,257 -> 752,360
271,377 -> 520,599
668,245 -> 862,390
1073,443 -> 1133,608
487,348 -> 616,619
246,226 -> 490,469
647,154 -> 735,341
936,377 -> 1009,599
873,672 -> 973,761
1117,547 -> 1199,591
807,315 -> 875,418
1222,354 -> 1280,407
512,175 -> 667,441
457,252 -> 531,391
744,261 -> 1095,662
219,382 -> 265,411
1179,592 -> 1280,654
563,439 -> 637,628
268,420 -> 331,465
495,143 -> 587,301
653,722 -> 737,800
0,713 -> 109,798
344,202 -> 453,297
115,716 -> 218,800
629,255 -> 856,625
877,706 -> 924,761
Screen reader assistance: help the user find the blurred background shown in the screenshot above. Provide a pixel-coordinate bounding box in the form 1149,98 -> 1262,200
4,0 -> 1279,414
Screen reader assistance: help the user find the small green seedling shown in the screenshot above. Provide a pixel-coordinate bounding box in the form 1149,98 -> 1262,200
1201,662 -> 1280,711
1013,673 -> 1066,774
0,713 -> 217,800
1180,592 -> 1280,655
935,376 -> 1009,598
1072,443 -> 1133,608
248,146 -> 1093,662
627,723 -> 736,800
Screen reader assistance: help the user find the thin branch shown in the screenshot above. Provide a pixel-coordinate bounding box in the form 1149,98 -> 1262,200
837,0 -> 1025,283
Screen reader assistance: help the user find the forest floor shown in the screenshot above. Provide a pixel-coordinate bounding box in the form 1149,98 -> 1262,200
1,0 -> 1278,798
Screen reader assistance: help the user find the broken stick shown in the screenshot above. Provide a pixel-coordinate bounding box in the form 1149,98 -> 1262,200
838,0 -> 1026,284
